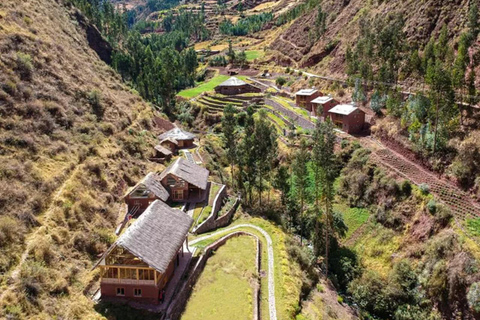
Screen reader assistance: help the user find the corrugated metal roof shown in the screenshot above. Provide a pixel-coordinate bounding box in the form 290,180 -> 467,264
295,88 -> 318,96
328,104 -> 358,116
311,96 -> 333,104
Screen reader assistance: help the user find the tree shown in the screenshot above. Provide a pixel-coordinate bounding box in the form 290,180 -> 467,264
469,3 -> 479,40
222,104 -> 238,189
227,40 -> 236,63
313,120 -> 337,275
292,139 -> 309,243
276,76 -> 287,87
273,165 -> 290,205
253,110 -> 277,206
352,78 -> 366,104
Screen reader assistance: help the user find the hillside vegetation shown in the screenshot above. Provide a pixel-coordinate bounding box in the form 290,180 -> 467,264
0,0 -> 159,318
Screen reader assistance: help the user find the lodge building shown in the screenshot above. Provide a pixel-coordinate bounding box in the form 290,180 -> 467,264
295,89 -> 322,113
96,200 -> 193,303
158,128 -> 196,150
310,96 -> 338,118
327,103 -> 366,134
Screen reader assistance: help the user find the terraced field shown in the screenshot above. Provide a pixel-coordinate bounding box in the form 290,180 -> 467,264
197,93 -> 265,116
373,148 -> 480,220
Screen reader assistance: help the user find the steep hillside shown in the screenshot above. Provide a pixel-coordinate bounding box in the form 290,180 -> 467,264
271,0 -> 471,74
0,0 -> 160,318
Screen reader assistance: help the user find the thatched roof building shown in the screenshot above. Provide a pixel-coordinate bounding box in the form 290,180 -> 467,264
159,157 -> 209,190
117,200 -> 193,273
158,128 -> 195,142
124,172 -> 169,202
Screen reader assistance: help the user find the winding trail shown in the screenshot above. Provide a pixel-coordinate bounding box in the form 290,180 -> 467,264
190,224 -> 277,320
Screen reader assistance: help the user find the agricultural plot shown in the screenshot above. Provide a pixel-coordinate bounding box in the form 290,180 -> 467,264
373,148 -> 480,220
181,236 -> 257,320
334,204 -> 370,240
245,50 -> 265,61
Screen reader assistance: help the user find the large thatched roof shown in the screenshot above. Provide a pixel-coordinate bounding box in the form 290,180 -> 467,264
117,200 -> 193,273
159,157 -> 209,190
124,172 -> 169,202
158,128 -> 195,141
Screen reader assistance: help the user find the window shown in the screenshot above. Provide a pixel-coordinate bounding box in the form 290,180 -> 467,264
167,176 -> 177,186
116,288 -> 125,296
134,288 -> 142,297
173,190 -> 183,200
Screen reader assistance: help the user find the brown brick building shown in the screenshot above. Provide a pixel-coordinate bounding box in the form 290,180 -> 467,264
310,96 -> 338,118
123,173 -> 169,217
158,128 -> 196,150
327,104 -> 366,134
295,89 -> 322,113
96,200 -> 193,304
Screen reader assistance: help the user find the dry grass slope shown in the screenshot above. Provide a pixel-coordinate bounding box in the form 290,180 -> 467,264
0,0 -> 161,318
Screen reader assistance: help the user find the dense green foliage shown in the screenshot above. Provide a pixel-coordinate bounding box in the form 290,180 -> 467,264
68,0 -> 207,114
219,12 -> 273,36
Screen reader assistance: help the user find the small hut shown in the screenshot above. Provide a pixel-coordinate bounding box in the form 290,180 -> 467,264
158,128 -> 196,149
311,96 -> 338,118
214,77 -> 261,95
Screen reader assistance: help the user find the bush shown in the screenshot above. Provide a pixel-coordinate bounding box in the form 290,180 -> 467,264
419,183 -> 430,195
468,282 -> 480,312
276,76 -> 287,87
16,52 -> 34,80
427,199 -> 437,214
401,180 -> 412,197
88,90 -> 104,119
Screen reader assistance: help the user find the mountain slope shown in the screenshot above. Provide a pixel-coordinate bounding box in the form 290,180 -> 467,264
271,0 -> 471,74
0,0 -> 159,318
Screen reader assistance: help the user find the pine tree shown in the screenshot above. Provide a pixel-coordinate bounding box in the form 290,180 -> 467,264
222,104 -> 238,189
292,139 -> 309,244
469,2 -> 479,39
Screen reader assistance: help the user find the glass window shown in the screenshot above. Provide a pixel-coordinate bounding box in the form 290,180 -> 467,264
116,288 -> 125,296
134,288 -> 142,297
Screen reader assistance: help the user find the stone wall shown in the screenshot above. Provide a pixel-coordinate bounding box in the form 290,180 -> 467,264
192,184 -> 226,234
166,232 -> 261,320
194,196 -> 240,234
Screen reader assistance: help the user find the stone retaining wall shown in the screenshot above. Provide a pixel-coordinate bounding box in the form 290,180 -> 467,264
194,196 -> 240,234
166,232 -> 261,320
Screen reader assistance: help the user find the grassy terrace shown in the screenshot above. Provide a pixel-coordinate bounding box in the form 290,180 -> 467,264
190,216 -> 303,320
245,50 -> 264,61
181,236 -> 257,320
178,75 -> 248,98
334,203 -> 370,239
272,96 -> 310,118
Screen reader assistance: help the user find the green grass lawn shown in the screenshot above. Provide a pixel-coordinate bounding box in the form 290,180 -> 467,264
189,216 -> 303,320
208,183 -> 221,206
334,203 -> 370,239
245,50 -> 264,61
466,218 -> 480,237
178,75 -> 248,98
267,112 -> 287,129
181,236 -> 257,320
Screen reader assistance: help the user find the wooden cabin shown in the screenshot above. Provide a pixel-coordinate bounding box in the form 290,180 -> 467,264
159,157 -> 209,203
154,145 -> 173,160
160,137 -> 179,153
214,77 -> 261,95
327,104 -> 366,134
295,89 -> 322,112
123,173 -> 169,217
310,96 -> 338,118
158,128 -> 196,150
96,201 -> 193,304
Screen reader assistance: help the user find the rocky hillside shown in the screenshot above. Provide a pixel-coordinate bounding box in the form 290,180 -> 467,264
0,0 -> 160,318
271,0 -> 471,74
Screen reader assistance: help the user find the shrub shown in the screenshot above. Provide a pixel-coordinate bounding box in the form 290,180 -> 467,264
88,90 -> 104,119
419,183 -> 430,195
337,295 -> 344,304
0,216 -> 23,246
427,199 -> 437,214
16,52 -> 34,80
401,180 -> 412,197
2,80 -> 17,96
468,282 -> 480,312
276,76 -> 287,87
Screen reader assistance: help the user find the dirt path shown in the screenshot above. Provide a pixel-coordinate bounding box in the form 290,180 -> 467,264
190,224 -> 277,320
